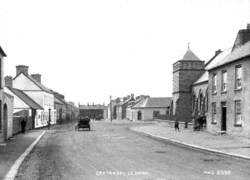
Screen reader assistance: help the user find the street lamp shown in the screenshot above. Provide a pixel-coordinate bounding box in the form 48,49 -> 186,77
48,108 -> 51,129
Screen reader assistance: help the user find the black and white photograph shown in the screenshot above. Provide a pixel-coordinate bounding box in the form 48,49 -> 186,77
0,0 -> 250,179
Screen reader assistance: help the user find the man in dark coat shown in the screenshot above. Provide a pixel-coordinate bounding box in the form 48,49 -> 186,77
21,117 -> 27,133
175,119 -> 180,132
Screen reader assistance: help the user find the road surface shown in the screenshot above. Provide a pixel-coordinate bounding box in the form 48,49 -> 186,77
15,121 -> 250,180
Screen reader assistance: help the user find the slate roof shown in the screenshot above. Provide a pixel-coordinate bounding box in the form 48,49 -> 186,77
193,71 -> 208,85
52,91 -> 67,105
7,87 -> 43,109
54,96 -> 64,105
0,46 -> 6,57
207,42 -> 250,70
132,97 -> 172,109
181,48 -> 201,61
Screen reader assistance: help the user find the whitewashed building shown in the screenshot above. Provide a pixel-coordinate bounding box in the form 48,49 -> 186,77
11,65 -> 56,128
131,97 -> 172,121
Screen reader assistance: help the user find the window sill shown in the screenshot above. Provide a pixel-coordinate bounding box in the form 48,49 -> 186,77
234,124 -> 242,127
234,88 -> 242,92
221,91 -> 227,94
212,92 -> 217,95
211,122 -> 217,125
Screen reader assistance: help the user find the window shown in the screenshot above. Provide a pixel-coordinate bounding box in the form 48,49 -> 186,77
235,65 -> 242,89
221,71 -> 227,92
212,74 -> 217,94
211,103 -> 216,123
166,107 -> 170,116
235,100 -> 242,126
153,111 -> 160,118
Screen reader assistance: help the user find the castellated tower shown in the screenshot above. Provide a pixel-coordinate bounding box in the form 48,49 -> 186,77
172,47 -> 205,122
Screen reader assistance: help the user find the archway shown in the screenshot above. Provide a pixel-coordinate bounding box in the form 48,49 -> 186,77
3,104 -> 8,140
137,111 -> 142,120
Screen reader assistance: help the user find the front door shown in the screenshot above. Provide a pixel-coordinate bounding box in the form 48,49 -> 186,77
137,111 -> 142,120
221,102 -> 227,131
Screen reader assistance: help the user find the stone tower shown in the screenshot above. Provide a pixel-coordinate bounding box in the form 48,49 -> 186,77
172,47 -> 205,122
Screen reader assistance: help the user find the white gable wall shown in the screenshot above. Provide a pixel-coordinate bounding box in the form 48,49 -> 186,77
13,73 -> 41,91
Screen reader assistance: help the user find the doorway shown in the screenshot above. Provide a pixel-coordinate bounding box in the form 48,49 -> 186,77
3,104 -> 8,140
137,111 -> 142,120
221,102 -> 227,131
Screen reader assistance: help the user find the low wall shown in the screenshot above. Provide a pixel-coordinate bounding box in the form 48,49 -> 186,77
155,119 -> 193,130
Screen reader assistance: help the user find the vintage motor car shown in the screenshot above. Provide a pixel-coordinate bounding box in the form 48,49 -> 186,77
76,116 -> 91,131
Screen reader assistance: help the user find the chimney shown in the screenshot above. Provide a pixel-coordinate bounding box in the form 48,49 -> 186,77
131,93 -> 134,100
16,65 -> 29,76
4,76 -> 13,88
232,23 -> 250,51
31,74 -> 41,83
215,49 -> 222,56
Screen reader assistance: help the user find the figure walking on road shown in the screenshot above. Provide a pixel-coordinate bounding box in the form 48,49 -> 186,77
47,119 -> 51,130
175,120 -> 180,132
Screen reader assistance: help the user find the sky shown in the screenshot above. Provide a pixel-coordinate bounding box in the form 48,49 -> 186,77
0,0 -> 250,105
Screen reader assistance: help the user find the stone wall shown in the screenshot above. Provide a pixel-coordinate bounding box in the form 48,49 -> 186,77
207,58 -> 250,137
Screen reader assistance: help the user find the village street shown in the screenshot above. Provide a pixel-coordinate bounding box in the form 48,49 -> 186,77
14,121 -> 250,180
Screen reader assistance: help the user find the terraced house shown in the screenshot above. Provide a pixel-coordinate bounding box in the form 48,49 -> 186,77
207,24 -> 250,137
10,65 -> 56,128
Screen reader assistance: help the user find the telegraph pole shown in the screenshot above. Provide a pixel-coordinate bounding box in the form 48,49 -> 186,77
110,96 -> 112,122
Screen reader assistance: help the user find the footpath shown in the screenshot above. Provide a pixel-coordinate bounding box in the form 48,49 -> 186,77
131,122 -> 250,160
0,130 -> 45,180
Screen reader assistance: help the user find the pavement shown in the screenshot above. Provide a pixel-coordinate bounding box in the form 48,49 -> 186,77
14,122 -> 250,180
0,130 -> 45,180
131,121 -> 250,160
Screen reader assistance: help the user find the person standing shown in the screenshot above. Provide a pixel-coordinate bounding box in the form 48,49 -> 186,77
175,119 -> 180,132
21,117 -> 27,133
47,119 -> 51,130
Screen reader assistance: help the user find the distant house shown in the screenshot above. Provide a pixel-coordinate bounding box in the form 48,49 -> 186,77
107,98 -> 121,120
126,95 -> 149,121
131,97 -> 172,121
66,101 -> 78,121
79,104 -> 106,120
50,90 -> 67,124
0,46 -> 14,142
10,65 -> 56,128
4,85 -> 43,134
116,94 -> 134,120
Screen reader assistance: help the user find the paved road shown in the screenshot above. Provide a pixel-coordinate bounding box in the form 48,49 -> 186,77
15,121 -> 250,180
